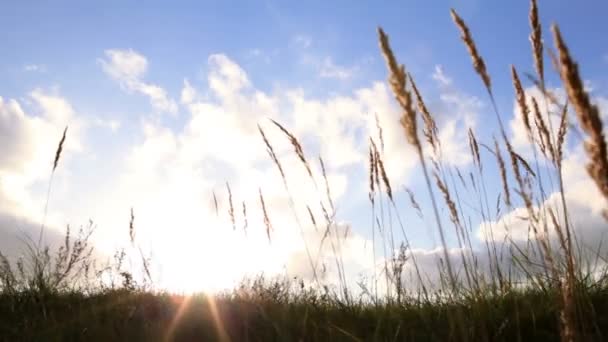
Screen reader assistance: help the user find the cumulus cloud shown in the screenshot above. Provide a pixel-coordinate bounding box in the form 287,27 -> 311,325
319,57 -> 358,80
92,117 -> 121,133
100,49 -> 178,115
101,55 -> 490,291
425,65 -> 481,166
1,54 -> 534,294
23,64 -> 46,72
477,87 -> 608,271
0,90 -> 85,262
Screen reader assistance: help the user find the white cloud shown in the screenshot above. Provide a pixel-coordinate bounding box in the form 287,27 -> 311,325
0,90 -> 86,261
92,117 -> 121,133
0,90 -> 82,183
100,49 -> 178,115
478,143 -> 608,270
84,54 -> 404,290
180,79 -> 197,104
319,57 -> 358,80
0,55 -> 535,294
292,34 -> 312,49
509,86 -> 568,157
207,54 -> 251,98
424,65 -> 481,166
102,56 -> 491,291
431,65 -> 452,87
23,64 -> 46,72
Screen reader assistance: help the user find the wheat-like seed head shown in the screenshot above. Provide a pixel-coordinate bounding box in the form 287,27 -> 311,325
494,137 -> 511,208
368,144 -> 375,204
512,151 -> 535,178
226,182 -> 236,231
259,188 -> 272,243
212,191 -> 219,216
370,139 -> 381,191
376,154 -> 393,202
258,124 -> 287,184
511,66 -> 533,141
306,205 -> 318,230
129,207 -> 135,244
434,172 -> 460,226
553,25 -> 608,205
450,9 -> 491,91
531,96 -> 552,159
529,0 -> 544,85
404,187 -> 423,218
468,129 -> 481,169
377,28 -> 421,150
409,74 -> 438,151
374,113 -> 385,153
241,201 -> 248,234
270,119 -> 314,181
53,126 -> 68,172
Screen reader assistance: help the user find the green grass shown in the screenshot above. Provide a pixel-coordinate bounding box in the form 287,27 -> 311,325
1,281 -> 607,341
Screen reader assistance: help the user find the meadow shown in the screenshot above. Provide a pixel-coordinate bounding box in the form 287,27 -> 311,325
1,1 -> 608,341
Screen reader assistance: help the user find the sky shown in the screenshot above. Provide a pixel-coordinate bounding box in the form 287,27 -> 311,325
1,0 -> 607,293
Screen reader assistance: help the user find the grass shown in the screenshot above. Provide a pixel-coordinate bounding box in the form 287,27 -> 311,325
1,0 -> 608,341
2,281 -> 608,341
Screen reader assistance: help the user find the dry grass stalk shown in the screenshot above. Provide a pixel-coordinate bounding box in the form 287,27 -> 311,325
511,66 -> 533,140
552,25 -> 608,205
456,168 -> 467,189
524,72 -> 561,106
468,129 -> 481,169
409,74 -> 438,151
379,27 -> 461,312
258,124 -> 287,184
376,154 -> 393,202
434,172 -> 460,226
129,207 -> 135,245
370,138 -> 381,194
226,182 -> 236,231
319,157 -> 335,212
548,207 -> 569,260
404,187 -> 423,218
494,137 -> 512,207
53,126 -> 68,172
212,191 -> 219,216
507,142 -> 535,220
241,201 -> 248,234
512,151 -> 536,178
259,188 -> 272,243
270,119 -> 314,181
556,102 -> 569,166
529,0 -> 544,84
368,145 -> 376,204
306,205 -> 318,230
375,113 -> 385,153
450,9 -> 491,91
377,28 -> 420,151
40,126 -> 69,249
531,97 -> 552,159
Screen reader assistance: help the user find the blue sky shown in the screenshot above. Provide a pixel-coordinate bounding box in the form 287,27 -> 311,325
1,0 -> 607,292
